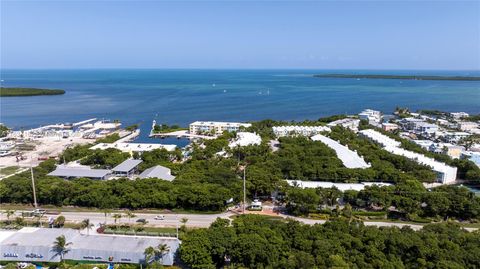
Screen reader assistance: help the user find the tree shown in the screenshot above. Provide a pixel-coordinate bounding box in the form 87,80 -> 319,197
125,210 -> 136,224
80,219 -> 94,235
4,210 -> 15,222
54,216 -> 66,228
112,213 -> 122,225
180,217 -> 189,232
144,244 -> 171,265
103,208 -> 111,224
52,235 -> 72,263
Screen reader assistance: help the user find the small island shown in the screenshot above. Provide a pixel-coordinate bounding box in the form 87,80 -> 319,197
313,74 -> 480,81
0,87 -> 66,97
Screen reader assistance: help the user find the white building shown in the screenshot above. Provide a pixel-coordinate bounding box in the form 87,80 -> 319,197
311,134 -> 371,169
457,121 -> 478,132
450,112 -> 469,119
381,123 -> 399,132
358,109 -> 381,124
360,129 -> 457,184
229,132 -> 262,148
90,142 -> 176,152
286,180 -> 392,192
272,125 -> 331,138
189,121 -> 251,136
399,117 -> 425,131
416,122 -> 439,136
327,118 -> 360,132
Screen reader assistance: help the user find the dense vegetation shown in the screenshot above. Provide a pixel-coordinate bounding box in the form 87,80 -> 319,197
180,215 -> 480,269
314,74 -> 480,81
0,124 -> 9,137
0,87 -> 65,97
152,123 -> 186,133
286,180 -> 480,221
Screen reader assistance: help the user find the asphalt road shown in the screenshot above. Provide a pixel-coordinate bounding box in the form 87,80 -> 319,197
1,210 -> 476,232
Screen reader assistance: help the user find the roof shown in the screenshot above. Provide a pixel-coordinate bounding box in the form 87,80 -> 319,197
112,159 -> 142,172
311,134 -> 371,169
90,142 -> 177,152
48,166 -> 111,179
229,132 -> 262,148
189,121 -> 251,127
139,165 -> 175,181
0,227 -> 180,265
286,180 -> 392,192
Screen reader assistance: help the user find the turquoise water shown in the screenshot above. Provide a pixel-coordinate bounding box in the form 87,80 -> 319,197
1,69 -> 479,143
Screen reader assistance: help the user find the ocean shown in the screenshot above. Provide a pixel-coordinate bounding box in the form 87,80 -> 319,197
1,69 -> 479,144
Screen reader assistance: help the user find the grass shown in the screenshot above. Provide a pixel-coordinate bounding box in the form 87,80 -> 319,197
0,87 -> 65,97
0,166 -> 21,176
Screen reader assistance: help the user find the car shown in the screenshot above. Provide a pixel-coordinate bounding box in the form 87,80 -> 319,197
154,215 -> 165,220
136,218 -> 147,224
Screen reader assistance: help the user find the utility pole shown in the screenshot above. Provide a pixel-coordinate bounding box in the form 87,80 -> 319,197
243,166 -> 246,214
176,214 -> 179,239
30,159 -> 38,208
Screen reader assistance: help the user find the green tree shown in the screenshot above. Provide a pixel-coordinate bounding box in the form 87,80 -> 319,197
52,235 -> 72,263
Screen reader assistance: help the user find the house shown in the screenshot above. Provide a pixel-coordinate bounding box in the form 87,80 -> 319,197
327,118 -> 360,132
358,109 -> 381,124
139,165 -> 175,181
457,121 -> 478,132
381,123 -> 399,132
450,112 -> 469,119
229,132 -> 262,147
272,126 -> 331,137
112,159 -> 143,177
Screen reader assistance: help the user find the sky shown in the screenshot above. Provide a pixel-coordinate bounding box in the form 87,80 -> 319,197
1,0 -> 479,70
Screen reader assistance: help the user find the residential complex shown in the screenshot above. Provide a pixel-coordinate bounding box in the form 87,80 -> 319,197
327,118 -> 360,132
286,180 -> 391,192
229,132 -> 262,148
272,125 -> 331,137
311,134 -> 371,169
359,129 -> 457,184
189,121 -> 252,136
358,109 -> 381,124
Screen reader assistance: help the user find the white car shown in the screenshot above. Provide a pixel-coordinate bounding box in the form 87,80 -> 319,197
154,215 -> 165,220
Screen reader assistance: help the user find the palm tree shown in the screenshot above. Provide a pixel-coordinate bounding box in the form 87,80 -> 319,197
4,210 -> 15,223
125,210 -> 136,224
144,244 -> 170,265
102,208 -> 111,224
80,218 -> 94,235
52,235 -> 72,264
112,213 -> 122,225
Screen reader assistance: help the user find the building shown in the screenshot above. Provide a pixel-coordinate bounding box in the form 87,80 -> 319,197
112,159 -> 142,177
0,227 -> 179,265
311,134 -> 371,169
439,131 -> 471,143
286,180 -> 392,192
462,151 -> 480,168
399,118 -> 425,131
90,142 -> 177,152
189,121 -> 252,136
450,112 -> 469,119
48,165 -> 112,180
327,118 -> 360,132
272,126 -> 331,137
457,121 -> 478,132
229,132 -> 262,148
359,129 -> 457,184
416,122 -> 439,136
358,109 -> 381,124
139,165 -> 175,181
381,123 -> 399,132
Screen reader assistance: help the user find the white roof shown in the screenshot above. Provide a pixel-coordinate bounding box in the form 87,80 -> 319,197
311,134 -> 371,169
90,142 -> 176,152
139,165 -> 175,181
229,132 -> 262,148
112,159 -> 142,172
286,180 -> 392,192
48,165 -> 111,178
190,121 -> 251,127
359,129 -> 401,148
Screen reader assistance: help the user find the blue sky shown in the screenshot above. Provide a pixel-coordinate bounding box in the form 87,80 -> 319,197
1,1 -> 479,70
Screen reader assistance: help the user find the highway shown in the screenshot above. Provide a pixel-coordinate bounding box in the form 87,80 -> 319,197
0,210 -> 476,232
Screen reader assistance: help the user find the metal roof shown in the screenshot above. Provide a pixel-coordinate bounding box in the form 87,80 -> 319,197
112,159 -> 142,172
0,227 -> 179,265
48,166 -> 111,179
311,134 -> 371,169
139,165 -> 175,181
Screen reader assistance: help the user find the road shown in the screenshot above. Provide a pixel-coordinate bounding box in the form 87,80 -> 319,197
1,210 -> 476,231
